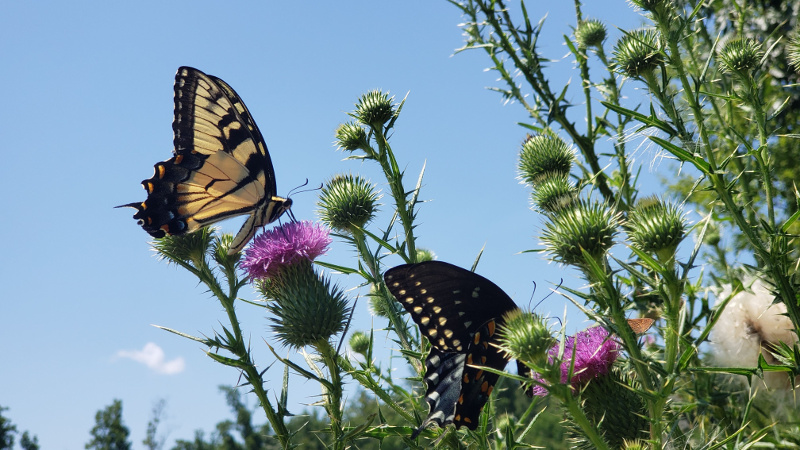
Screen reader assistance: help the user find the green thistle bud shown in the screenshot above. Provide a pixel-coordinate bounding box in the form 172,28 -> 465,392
264,262 -> 350,348
566,369 -> 648,449
153,226 -> 215,269
497,310 -> 555,367
531,173 -> 577,214
626,196 -> 686,261
415,248 -> 437,262
495,413 -> 514,432
317,174 -> 380,233
622,440 -> 648,450
789,33 -> 800,72
703,223 -> 721,247
718,38 -> 763,76
612,29 -> 662,78
335,122 -> 369,152
628,0 -> 669,12
367,284 -> 398,318
354,90 -> 395,129
518,134 -> 575,186
349,331 -> 370,355
540,200 -> 620,268
574,19 -> 607,49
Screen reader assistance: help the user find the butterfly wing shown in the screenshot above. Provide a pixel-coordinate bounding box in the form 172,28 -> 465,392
121,66 -> 291,254
384,261 -> 520,435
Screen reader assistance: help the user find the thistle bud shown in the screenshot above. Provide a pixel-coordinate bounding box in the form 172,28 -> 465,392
718,38 -> 763,78
152,226 -> 215,269
540,200 -> 620,268
531,174 -> 577,214
789,32 -> 800,72
335,122 -> 369,152
574,19 -> 607,49
349,331 -> 370,355
612,29 -> 662,78
317,174 -> 380,233
518,134 -> 575,187
415,248 -> 437,263
625,196 -> 686,262
628,0 -> 670,12
368,284 -> 398,318
497,310 -> 555,367
354,90 -> 395,129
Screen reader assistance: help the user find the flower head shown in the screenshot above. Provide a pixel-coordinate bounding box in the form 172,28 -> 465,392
317,174 -> 380,233
497,310 -> 555,366
718,38 -> 763,75
612,28 -> 662,78
574,19 -> 607,49
354,90 -> 395,129
625,196 -> 686,261
242,221 -> 332,280
518,134 -> 575,187
530,174 -> 576,214
349,331 -> 370,355
711,276 -> 798,389
540,200 -> 620,269
531,326 -> 620,396
335,122 -> 369,152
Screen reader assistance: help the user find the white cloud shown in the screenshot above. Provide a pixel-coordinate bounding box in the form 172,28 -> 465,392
116,342 -> 185,375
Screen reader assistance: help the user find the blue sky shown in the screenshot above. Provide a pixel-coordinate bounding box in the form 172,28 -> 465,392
0,1 -> 653,448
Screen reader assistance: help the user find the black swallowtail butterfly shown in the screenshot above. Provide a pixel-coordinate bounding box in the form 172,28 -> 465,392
384,260 -> 654,437
384,261 -> 524,437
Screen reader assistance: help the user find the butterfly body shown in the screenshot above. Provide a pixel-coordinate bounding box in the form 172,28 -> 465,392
384,261 -> 520,437
121,67 -> 291,254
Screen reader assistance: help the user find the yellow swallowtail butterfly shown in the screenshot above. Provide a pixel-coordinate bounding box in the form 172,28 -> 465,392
120,66 -> 292,254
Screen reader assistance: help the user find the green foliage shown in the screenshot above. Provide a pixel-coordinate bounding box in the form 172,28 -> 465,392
0,406 -> 17,450
142,399 -> 166,450
18,432 -> 38,450
169,387 -> 277,450
0,406 -> 38,450
85,399 -> 131,450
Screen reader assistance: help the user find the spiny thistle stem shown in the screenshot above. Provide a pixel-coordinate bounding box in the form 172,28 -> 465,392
315,340 -> 345,450
351,229 -> 419,369
372,127 -> 418,263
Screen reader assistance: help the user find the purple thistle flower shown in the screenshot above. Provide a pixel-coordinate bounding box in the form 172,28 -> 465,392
531,326 -> 620,396
242,221 -> 332,280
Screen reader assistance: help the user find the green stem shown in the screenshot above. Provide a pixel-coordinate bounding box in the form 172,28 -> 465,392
316,340 -> 345,450
216,286 -> 291,449
351,230 -> 420,372
373,127 -> 418,262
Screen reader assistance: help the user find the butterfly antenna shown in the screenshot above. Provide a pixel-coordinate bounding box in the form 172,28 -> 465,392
527,278 -> 564,312
337,295 -> 359,354
288,179 -> 322,198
